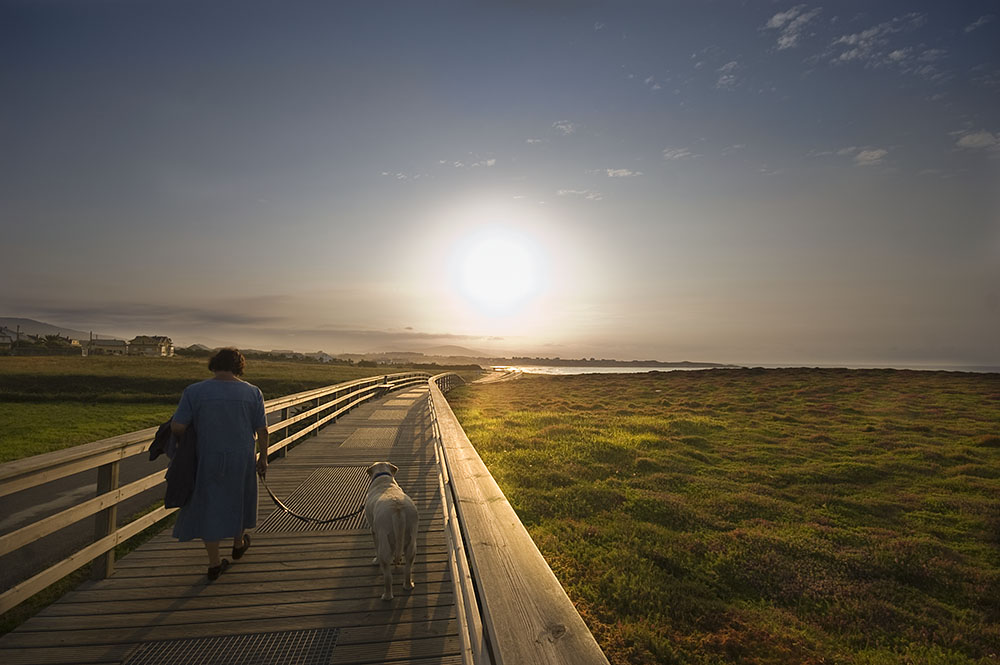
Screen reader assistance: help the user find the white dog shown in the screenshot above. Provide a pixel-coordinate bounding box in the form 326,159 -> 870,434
365,461 -> 418,600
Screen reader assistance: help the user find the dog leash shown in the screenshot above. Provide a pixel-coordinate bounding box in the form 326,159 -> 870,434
258,472 -> 366,524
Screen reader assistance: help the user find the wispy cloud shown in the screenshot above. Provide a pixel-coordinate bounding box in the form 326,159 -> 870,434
663,147 -> 696,160
557,188 -> 603,201
594,21 -> 606,32
820,13 -> 953,82
596,168 -> 643,178
715,60 -> 740,89
814,145 -> 889,166
525,138 -> 544,144
955,129 -> 999,150
853,148 -> 888,166
764,5 -> 822,50
965,15 -> 995,33
827,13 -> 925,66
640,74 -> 664,91
436,155 -> 496,169
553,120 -> 579,136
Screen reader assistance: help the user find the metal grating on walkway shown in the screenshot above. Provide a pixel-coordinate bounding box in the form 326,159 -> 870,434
340,426 -> 399,447
256,467 -> 368,532
124,628 -> 339,665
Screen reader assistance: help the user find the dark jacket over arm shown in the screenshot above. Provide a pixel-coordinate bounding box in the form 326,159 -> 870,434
148,419 -> 198,508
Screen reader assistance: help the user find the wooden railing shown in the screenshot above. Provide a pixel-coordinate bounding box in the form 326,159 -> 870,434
429,373 -> 609,665
0,371 -> 429,614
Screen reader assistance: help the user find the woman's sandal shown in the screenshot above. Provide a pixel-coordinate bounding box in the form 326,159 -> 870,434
232,534 -> 251,560
207,559 -> 230,581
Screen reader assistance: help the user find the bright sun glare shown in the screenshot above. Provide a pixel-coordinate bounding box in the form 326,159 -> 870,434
454,229 -> 542,316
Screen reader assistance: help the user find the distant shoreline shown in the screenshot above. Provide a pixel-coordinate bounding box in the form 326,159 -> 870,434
498,359 -> 737,368
494,363 -> 1000,375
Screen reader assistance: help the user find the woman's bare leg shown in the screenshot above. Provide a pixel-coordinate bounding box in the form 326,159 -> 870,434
204,541 -> 221,567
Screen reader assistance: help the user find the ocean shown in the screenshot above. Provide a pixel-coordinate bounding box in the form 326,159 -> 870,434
491,364 -> 1000,376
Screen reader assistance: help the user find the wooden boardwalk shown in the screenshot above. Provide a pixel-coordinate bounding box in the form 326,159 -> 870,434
0,384 -> 461,665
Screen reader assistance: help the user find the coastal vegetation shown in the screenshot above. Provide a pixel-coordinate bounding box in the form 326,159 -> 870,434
448,368 -> 1000,665
0,356 -> 421,461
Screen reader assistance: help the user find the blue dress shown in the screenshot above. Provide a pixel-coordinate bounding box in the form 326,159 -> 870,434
171,379 -> 267,542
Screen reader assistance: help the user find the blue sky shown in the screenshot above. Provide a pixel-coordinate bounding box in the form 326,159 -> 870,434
2,1 -> 998,365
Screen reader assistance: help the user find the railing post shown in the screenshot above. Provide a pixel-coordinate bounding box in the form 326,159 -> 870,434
312,397 -> 319,435
91,460 -> 120,580
278,407 -> 289,457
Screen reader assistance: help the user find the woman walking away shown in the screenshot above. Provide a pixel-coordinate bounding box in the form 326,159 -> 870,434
171,348 -> 269,581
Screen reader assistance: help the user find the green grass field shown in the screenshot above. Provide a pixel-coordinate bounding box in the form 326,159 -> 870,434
0,356 -> 405,461
448,369 -> 1000,665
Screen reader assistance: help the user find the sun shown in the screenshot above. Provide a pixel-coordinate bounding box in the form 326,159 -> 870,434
453,228 -> 543,315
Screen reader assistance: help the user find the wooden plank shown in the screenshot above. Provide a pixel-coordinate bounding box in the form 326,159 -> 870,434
101,551 -> 449,579
266,392 -> 378,454
90,461 -> 120,580
0,440 -> 149,498
0,506 -> 175,614
119,532 -> 447,559
330,635 -> 462,664
114,542 -> 447,567
263,372 -> 426,412
18,592 -> 455,631
0,468 -> 167,557
430,376 -> 609,665
0,427 -> 157,490
41,578 -> 455,616
62,570 -> 454,603
135,526 -> 443,549
88,560 -> 449,592
268,384 -> 382,431
0,643 -> 133,665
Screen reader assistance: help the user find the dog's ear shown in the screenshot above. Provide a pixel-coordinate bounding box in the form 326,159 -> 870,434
389,463 -> 398,475
366,463 -> 376,477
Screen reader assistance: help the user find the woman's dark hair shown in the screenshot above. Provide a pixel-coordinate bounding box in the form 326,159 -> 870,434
209,347 -> 246,376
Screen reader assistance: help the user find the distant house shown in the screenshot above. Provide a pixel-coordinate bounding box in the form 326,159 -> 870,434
11,333 -> 85,356
89,338 -> 128,356
128,336 -> 174,357
0,334 -> 14,354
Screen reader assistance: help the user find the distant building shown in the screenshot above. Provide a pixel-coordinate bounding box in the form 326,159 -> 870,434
0,334 -> 14,353
128,336 -> 174,357
89,338 -> 128,356
11,333 -> 85,356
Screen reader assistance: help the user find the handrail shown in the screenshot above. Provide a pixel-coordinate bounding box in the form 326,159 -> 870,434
0,371 -> 430,614
427,373 -> 486,665
0,372 -> 427,498
428,373 -> 609,665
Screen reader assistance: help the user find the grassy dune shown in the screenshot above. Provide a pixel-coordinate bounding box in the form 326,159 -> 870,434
0,356 -> 394,462
448,369 -> 1000,665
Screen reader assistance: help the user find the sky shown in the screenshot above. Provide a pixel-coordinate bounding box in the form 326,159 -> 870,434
2,0 -> 998,366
